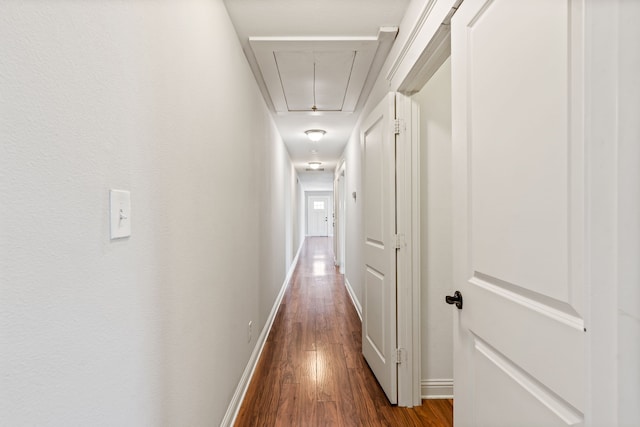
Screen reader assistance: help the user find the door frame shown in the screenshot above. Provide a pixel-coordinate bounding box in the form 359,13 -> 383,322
306,193 -> 331,237
390,0 -> 460,408
334,160 -> 346,272
583,0 -> 639,423
394,93 -> 422,406
378,0 -> 462,408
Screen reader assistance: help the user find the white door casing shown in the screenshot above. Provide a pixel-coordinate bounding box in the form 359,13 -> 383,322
395,92 -> 422,407
333,176 -> 339,264
334,164 -> 346,271
451,0 -> 586,426
307,196 -> 329,236
362,93 -> 397,404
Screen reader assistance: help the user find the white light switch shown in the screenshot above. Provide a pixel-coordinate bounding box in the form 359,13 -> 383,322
110,189 -> 131,239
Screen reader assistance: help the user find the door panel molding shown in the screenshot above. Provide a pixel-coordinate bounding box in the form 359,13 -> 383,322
362,92 -> 397,404
469,273 -> 584,330
474,336 -> 583,426
452,0 -> 586,424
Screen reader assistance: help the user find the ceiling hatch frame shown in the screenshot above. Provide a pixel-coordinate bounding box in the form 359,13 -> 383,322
250,28 -> 398,114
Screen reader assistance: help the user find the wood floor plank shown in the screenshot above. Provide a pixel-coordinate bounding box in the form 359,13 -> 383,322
316,345 -> 347,400
274,383 -> 299,427
316,401 -> 340,427
346,366 -> 380,425
235,237 -> 453,427
297,350 -> 318,424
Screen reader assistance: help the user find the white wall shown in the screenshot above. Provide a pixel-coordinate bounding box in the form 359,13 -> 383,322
289,166 -> 305,262
257,116 -> 300,324
617,1 -> 640,424
413,58 -> 453,396
340,134 -> 364,306
296,177 -> 306,250
0,1 -> 298,425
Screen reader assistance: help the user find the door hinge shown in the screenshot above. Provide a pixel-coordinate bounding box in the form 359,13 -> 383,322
394,118 -> 403,135
395,233 -> 405,249
394,348 -> 405,364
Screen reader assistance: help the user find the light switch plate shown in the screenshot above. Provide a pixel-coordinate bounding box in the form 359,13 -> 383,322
110,189 -> 131,239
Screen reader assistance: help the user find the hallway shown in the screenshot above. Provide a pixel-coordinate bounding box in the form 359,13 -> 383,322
235,237 -> 453,426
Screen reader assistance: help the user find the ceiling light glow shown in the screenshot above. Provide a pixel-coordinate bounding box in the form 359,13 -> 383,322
305,129 -> 326,142
308,161 -> 322,170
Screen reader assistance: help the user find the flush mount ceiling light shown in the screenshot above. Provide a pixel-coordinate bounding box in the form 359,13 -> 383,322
305,129 -> 326,142
308,161 -> 322,170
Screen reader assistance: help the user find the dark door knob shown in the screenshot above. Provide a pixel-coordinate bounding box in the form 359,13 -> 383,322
445,291 -> 463,309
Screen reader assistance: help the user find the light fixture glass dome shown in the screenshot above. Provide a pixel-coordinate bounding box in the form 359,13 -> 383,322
305,129 -> 326,142
308,161 -> 322,170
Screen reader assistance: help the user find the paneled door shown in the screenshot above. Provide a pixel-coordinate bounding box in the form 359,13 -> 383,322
362,93 -> 397,404
308,196 -> 329,236
450,0 -> 586,426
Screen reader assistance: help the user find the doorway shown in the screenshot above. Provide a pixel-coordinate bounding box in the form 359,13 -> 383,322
334,163 -> 346,273
306,193 -> 333,237
411,57 -> 454,400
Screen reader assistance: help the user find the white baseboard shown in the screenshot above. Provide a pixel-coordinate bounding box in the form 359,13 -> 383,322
421,379 -> 454,399
344,277 -> 362,322
220,241 -> 304,427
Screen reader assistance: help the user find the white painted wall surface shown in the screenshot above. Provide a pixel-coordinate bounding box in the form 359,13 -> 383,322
257,119 -> 299,324
341,137 -> 364,303
0,1 -> 298,425
617,1 -> 640,424
296,177 -> 306,251
413,58 -> 453,396
290,164 -> 305,264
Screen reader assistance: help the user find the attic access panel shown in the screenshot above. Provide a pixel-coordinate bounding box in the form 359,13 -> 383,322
250,30 -> 397,113
274,50 -> 356,111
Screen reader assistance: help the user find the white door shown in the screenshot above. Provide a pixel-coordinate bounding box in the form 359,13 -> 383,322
451,1 -> 586,426
362,93 -> 397,404
307,196 -> 329,236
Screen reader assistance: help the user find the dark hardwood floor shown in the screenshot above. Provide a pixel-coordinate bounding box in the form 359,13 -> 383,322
235,237 -> 453,426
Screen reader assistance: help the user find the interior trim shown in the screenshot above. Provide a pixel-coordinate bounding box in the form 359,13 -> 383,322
220,240 -> 305,427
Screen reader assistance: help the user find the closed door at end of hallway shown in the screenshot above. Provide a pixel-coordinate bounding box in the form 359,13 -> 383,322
308,196 -> 329,236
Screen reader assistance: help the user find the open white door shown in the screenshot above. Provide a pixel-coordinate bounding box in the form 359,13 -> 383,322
362,93 -> 397,404
451,0 -> 586,426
